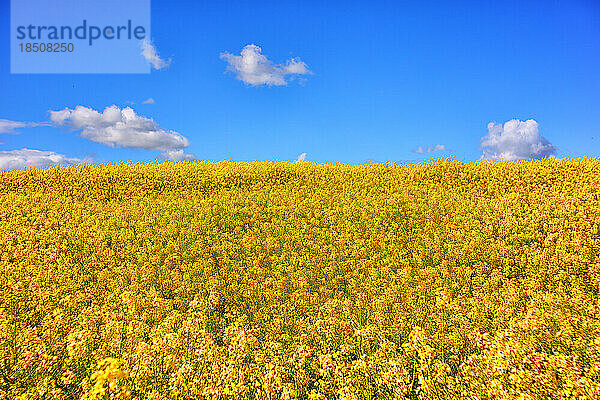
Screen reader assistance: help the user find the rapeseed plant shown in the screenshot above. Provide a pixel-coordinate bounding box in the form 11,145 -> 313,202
0,158 -> 598,399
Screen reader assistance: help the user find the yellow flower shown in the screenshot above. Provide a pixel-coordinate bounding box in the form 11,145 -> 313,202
0,158 -> 599,399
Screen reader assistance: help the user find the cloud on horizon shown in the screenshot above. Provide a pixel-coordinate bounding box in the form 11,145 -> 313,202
159,149 -> 196,161
412,144 -> 446,154
0,148 -> 86,170
141,39 -> 171,70
220,44 -> 312,86
480,119 -> 556,161
49,105 -> 191,160
295,152 -> 307,162
365,158 -> 421,165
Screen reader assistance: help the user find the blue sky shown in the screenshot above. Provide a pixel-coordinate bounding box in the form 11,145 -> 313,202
1,0 -> 599,168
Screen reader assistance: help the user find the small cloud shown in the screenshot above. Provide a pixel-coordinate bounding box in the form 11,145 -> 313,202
480,119 -> 556,161
283,58 -> 311,75
142,97 -> 155,104
0,119 -> 28,134
49,105 -> 189,151
220,44 -> 312,87
159,149 -> 196,161
0,148 -> 87,171
0,119 -> 48,134
295,152 -> 307,162
364,159 -> 420,165
412,144 -> 446,154
141,39 -> 171,70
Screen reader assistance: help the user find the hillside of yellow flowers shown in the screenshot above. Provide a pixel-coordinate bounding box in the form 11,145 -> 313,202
1,158 -> 599,400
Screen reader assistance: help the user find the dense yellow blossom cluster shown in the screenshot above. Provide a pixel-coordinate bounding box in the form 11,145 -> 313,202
1,158 -> 599,399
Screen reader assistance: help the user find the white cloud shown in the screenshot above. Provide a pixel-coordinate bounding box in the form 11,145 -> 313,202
0,149 -> 85,171
142,97 -> 155,104
159,149 -> 196,161
283,58 -> 311,75
412,144 -> 446,154
480,119 -> 556,161
364,159 -> 419,165
141,39 -> 171,70
49,105 -> 190,151
0,119 -> 48,134
0,119 -> 28,134
295,152 -> 307,162
220,44 -> 312,86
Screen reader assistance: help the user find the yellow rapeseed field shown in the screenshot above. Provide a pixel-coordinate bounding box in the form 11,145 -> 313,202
1,159 -> 599,400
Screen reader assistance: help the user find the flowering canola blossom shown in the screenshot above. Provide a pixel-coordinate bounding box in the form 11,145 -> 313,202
0,159 -> 599,399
